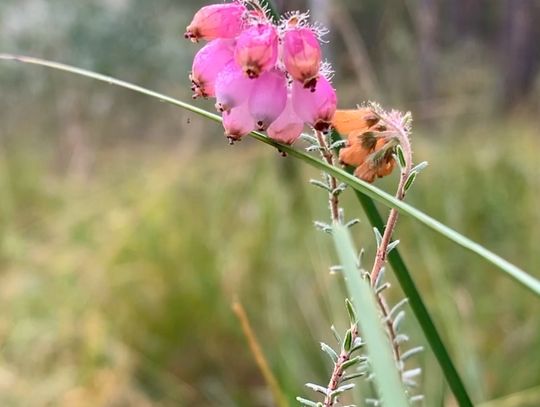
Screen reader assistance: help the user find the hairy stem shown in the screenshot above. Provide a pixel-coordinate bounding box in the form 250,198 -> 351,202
315,130 -> 341,224
323,325 -> 360,407
369,112 -> 413,286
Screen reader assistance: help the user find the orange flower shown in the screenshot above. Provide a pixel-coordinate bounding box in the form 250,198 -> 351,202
332,108 -> 396,183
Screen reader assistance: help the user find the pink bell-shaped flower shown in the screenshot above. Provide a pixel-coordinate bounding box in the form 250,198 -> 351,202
215,61 -> 255,113
248,69 -> 288,130
190,39 -> 234,99
282,27 -> 321,91
267,93 -> 304,145
234,23 -> 278,78
291,76 -> 337,132
222,102 -> 256,143
184,2 -> 246,42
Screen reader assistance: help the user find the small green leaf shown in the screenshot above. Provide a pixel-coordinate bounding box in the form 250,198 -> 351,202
404,172 -> 417,192
320,342 -> 338,363
345,218 -> 360,229
296,397 -> 319,407
401,346 -> 424,361
373,227 -> 383,247
345,299 -> 357,325
310,179 -> 332,192
412,161 -> 428,173
331,325 -> 342,344
396,145 -> 406,168
343,329 -> 353,353
331,383 -> 355,398
386,239 -> 400,254
342,355 -> 365,370
305,383 -> 328,395
343,371 -> 367,382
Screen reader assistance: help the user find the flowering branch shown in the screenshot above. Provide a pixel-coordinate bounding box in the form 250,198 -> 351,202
369,108 -> 414,287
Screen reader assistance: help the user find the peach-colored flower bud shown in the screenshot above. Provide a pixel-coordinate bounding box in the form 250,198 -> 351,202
267,93 -> 304,145
222,102 -> 255,143
234,23 -> 278,78
248,69 -> 287,130
291,76 -> 337,132
282,27 -> 321,91
190,39 -> 234,99
215,61 -> 255,112
185,3 -> 246,42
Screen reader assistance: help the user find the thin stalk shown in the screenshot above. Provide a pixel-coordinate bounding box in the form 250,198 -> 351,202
356,191 -> 474,407
315,130 -> 341,223
322,324 -> 360,406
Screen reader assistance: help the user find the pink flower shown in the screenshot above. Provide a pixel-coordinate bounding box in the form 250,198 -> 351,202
234,23 -> 278,78
185,3 -> 246,42
248,69 -> 288,130
267,93 -> 304,145
291,76 -> 337,132
282,27 -> 321,90
215,61 -> 255,113
222,102 -> 256,143
190,39 -> 234,99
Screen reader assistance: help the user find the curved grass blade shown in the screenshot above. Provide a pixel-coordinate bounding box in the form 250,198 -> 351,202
332,223 -> 409,407
0,54 -> 538,298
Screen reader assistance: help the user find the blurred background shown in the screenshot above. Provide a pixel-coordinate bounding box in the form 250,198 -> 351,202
0,0 -> 539,406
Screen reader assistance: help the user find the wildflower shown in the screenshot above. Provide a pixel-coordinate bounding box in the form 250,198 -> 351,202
333,108 -> 397,182
332,108 -> 379,136
184,2 -> 246,42
282,26 -> 321,90
222,102 -> 256,143
353,138 -> 396,182
234,23 -> 278,78
248,69 -> 288,130
267,93 -> 304,145
291,75 -> 336,132
215,61 -> 255,112
190,39 -> 234,98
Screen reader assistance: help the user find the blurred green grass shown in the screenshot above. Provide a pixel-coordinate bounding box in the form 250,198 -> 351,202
0,119 -> 538,406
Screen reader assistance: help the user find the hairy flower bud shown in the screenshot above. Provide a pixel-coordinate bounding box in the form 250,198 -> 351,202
215,61 -> 255,112
248,69 -> 288,130
234,23 -> 278,78
282,27 -> 321,90
222,102 -> 256,143
185,3 -> 246,42
190,39 -> 234,99
291,76 -> 336,132
353,139 -> 396,182
267,93 -> 304,145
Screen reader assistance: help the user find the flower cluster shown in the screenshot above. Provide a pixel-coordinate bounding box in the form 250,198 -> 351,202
332,108 -> 397,183
185,1 -> 337,144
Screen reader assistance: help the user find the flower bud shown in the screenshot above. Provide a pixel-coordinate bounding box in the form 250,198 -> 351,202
352,138 -> 396,182
248,69 -> 288,130
267,93 -> 304,145
190,39 -> 234,98
185,3 -> 246,42
291,76 -> 337,132
282,27 -> 321,90
234,23 -> 278,78
215,61 -> 255,113
222,102 -> 256,143
332,108 -> 379,136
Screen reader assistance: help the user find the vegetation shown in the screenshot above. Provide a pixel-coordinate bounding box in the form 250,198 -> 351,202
1,0 -> 539,406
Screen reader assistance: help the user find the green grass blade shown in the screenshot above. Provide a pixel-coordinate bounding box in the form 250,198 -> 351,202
0,54 -> 538,297
355,192 -> 474,407
332,223 -> 409,406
